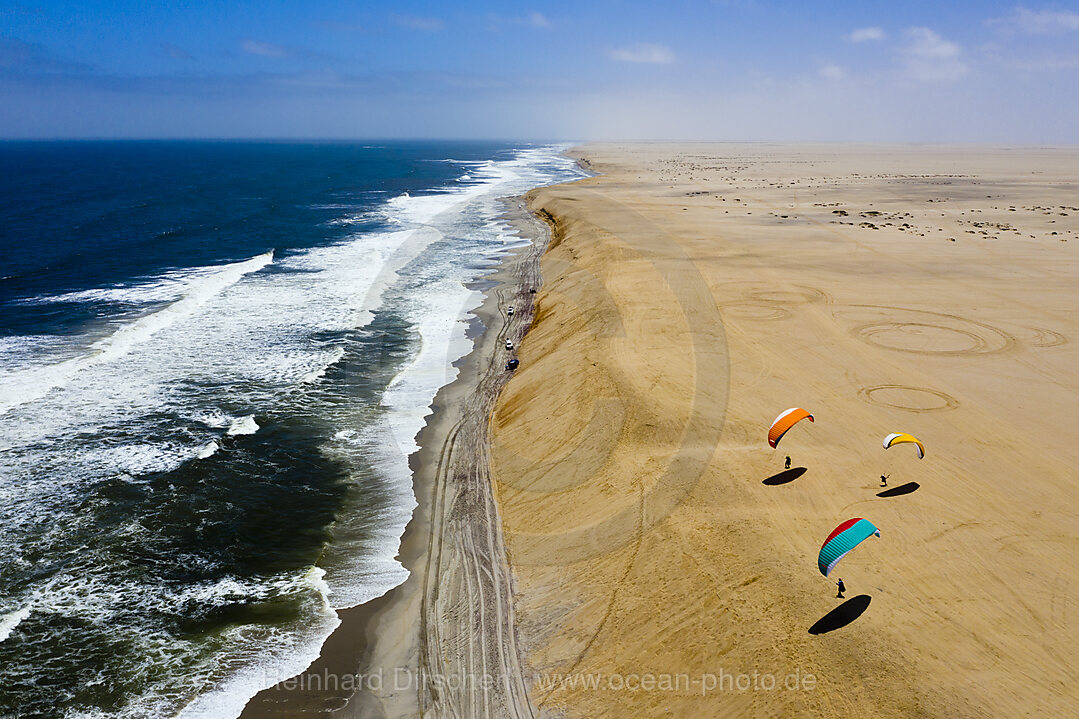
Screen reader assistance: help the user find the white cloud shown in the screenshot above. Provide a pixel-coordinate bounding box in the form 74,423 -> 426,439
900,27 -> 967,82
241,40 -> 290,58
608,43 -> 676,64
849,26 -> 885,42
486,12 -> 551,30
991,7 -> 1079,34
820,64 -> 847,80
528,12 -> 551,28
392,14 -> 444,32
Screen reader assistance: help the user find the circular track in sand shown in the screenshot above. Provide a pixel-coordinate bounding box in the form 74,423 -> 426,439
858,384 -> 959,413
857,322 -> 987,353
839,305 -> 1016,355
722,302 -> 792,321
748,285 -> 831,305
1026,327 -> 1068,348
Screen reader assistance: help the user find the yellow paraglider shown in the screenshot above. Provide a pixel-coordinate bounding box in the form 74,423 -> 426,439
883,432 -> 925,459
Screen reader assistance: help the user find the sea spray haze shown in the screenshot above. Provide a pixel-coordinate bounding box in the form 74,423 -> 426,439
0,141 -> 583,717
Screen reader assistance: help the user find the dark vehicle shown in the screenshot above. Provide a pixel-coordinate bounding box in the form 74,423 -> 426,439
506,359 -> 519,370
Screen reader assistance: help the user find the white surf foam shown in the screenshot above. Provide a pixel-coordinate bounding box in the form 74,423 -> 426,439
300,347 -> 346,383
0,604 -> 31,643
193,411 -> 234,429
431,158 -> 489,165
226,415 -> 259,436
379,276 -> 475,460
0,252 -> 274,416
96,443 -> 192,476
174,568 -> 340,719
18,275 -> 189,307
10,567 -> 340,719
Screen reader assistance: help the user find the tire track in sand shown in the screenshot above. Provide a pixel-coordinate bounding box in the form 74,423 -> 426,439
413,199 -> 546,719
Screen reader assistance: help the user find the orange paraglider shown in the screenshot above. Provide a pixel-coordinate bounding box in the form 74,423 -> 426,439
768,408 -> 814,449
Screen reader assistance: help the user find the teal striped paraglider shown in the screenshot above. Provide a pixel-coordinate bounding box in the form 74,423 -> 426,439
818,518 -> 880,576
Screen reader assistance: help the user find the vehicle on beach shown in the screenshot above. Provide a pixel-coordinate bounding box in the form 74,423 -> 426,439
505,339 -> 514,350
507,306 -> 514,315
506,359 -> 519,370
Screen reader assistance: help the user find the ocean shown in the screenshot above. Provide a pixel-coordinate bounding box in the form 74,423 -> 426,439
0,141 -> 583,718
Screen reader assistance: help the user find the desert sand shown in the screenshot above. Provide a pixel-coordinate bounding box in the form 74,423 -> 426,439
491,144 -> 1079,718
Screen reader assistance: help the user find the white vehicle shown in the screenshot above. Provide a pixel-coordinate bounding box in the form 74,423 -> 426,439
507,306 -> 514,315
505,339 -> 514,350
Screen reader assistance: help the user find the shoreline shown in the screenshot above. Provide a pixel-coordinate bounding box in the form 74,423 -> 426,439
239,194 -> 556,718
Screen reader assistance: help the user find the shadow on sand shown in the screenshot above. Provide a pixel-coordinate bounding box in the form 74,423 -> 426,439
877,481 -> 920,498
763,467 -> 807,485
809,595 -> 872,634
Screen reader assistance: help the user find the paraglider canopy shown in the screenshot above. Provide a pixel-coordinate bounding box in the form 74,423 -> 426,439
818,518 -> 880,576
883,432 -> 925,459
768,408 -> 814,449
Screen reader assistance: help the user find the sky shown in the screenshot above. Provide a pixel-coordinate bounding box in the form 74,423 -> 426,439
2,0 -> 1078,141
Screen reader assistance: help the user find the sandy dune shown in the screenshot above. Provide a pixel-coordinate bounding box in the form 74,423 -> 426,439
491,144 -> 1079,717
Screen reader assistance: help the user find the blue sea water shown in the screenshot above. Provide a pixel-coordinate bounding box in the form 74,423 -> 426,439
0,141 -> 583,717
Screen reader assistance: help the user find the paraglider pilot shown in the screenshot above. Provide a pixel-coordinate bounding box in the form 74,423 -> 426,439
836,578 -> 845,598
880,474 -> 888,487
784,456 -> 791,470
